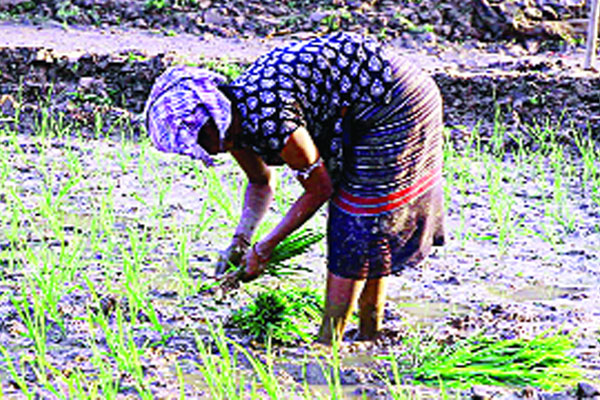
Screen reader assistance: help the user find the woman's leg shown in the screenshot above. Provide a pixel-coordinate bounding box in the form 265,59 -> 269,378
357,276 -> 388,340
317,271 -> 366,344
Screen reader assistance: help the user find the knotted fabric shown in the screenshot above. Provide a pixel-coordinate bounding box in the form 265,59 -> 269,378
144,66 -> 231,166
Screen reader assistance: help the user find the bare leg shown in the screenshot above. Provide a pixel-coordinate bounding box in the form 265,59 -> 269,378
357,276 -> 388,340
317,272 -> 366,344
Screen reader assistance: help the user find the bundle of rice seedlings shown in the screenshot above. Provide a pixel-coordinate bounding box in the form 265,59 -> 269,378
199,228 -> 324,293
262,228 -> 324,277
411,331 -> 583,390
229,286 -> 323,344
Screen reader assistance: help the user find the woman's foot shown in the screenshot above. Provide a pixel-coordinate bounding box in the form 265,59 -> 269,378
357,277 -> 387,341
318,272 -> 366,344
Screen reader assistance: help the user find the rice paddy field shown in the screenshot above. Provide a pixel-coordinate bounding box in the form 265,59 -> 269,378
0,99 -> 598,399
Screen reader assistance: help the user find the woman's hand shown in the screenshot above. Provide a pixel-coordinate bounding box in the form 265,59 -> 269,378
215,235 -> 250,277
220,126 -> 332,286
239,242 -> 271,282
219,242 -> 270,293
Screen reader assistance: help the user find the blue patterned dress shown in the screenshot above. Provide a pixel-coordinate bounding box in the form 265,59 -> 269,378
223,32 -> 445,279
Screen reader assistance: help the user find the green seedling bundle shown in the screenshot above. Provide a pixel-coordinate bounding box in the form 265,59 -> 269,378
410,332 -> 582,389
264,229 -> 324,277
198,228 -> 324,293
230,286 -> 323,344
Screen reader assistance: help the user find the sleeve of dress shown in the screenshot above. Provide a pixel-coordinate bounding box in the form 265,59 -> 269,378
250,94 -> 306,161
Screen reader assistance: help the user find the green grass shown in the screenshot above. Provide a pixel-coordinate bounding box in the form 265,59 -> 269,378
442,109 -> 597,255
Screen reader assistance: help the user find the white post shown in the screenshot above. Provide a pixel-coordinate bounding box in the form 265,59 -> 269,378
585,0 -> 600,69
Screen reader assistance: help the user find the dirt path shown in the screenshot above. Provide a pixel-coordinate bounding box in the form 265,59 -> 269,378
0,20 -> 592,74
0,21 -> 277,63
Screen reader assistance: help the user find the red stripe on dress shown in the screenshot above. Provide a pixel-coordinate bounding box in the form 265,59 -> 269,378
332,167 -> 441,215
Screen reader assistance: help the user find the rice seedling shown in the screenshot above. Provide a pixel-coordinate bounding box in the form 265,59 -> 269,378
32,89 -> 55,140
378,355 -> 428,400
443,133 -> 477,246
190,199 -> 217,243
312,331 -> 344,400
93,110 -> 105,140
228,332 -> 316,400
229,286 -> 322,344
573,128 -> 600,194
49,110 -> 71,140
173,226 -> 198,297
0,138 -> 13,190
484,160 -> 522,254
489,106 -> 507,159
11,287 -> 51,387
22,241 -> 83,332
192,323 -> 251,399
63,367 -> 106,399
85,303 -> 153,397
116,140 -> 136,175
524,116 -> 559,157
82,318 -> 127,398
138,166 -> 173,237
191,321 -> 318,399
505,129 -> 528,169
119,226 -> 152,324
95,181 -> 117,240
63,144 -> 85,179
8,128 -> 28,166
136,137 -> 155,186
407,331 -> 583,390
37,172 -> 82,239
546,145 -> 577,234
4,189 -> 28,271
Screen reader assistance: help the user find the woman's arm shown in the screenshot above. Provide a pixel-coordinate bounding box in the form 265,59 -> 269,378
230,147 -> 275,243
214,147 -> 274,276
243,126 -> 334,279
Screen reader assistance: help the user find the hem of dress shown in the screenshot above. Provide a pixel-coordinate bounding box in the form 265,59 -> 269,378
331,167 -> 442,216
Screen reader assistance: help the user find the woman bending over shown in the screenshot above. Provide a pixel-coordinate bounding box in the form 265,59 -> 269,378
144,32 -> 445,343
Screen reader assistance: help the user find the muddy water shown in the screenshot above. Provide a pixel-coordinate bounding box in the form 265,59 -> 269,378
0,130 -> 598,398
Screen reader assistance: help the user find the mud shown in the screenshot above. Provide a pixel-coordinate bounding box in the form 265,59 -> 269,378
0,130 -> 597,398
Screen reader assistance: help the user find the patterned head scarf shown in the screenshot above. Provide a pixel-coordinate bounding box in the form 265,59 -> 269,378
144,66 -> 231,167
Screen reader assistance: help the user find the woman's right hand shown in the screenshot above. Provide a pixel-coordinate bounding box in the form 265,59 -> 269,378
238,242 -> 271,282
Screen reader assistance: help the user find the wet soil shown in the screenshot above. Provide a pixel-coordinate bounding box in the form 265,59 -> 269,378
0,129 -> 597,398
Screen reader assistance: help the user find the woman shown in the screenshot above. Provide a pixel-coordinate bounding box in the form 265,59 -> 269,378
144,32 -> 445,344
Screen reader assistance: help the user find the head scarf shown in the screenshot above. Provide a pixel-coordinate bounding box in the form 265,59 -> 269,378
144,66 -> 231,166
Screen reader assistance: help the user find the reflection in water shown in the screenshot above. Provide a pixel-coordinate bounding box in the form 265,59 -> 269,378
488,284 -> 581,302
